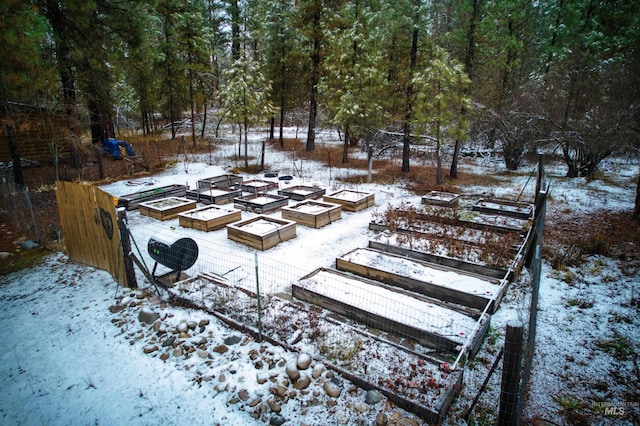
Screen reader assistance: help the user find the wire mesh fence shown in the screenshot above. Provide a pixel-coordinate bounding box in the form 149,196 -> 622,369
0,171 -> 41,241
122,214 -> 480,364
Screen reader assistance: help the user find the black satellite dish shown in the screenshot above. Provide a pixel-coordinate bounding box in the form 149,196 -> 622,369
148,237 -> 199,282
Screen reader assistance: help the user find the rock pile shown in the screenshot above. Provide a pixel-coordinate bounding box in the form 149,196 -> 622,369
109,289 -> 424,425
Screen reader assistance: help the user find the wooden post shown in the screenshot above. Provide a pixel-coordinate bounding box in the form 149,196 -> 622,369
499,321 -> 523,426
117,207 -> 138,288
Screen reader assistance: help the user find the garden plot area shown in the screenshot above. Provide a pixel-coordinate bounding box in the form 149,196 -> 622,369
139,197 -> 196,221
186,186 -> 241,205
100,163 -> 533,421
178,205 -> 241,231
233,193 -> 289,214
335,247 -> 505,313
166,272 -> 464,422
293,268 -> 489,353
117,184 -> 188,210
369,202 -> 533,276
279,185 -> 326,201
281,200 -> 342,228
227,215 -> 297,250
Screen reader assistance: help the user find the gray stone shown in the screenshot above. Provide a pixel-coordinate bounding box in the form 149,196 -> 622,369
20,240 -> 38,250
224,335 -> 242,345
365,389 -> 384,405
269,414 -> 286,426
161,335 -> 176,347
138,308 -> 159,324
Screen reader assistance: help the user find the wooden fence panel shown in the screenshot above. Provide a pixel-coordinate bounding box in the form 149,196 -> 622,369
56,181 -> 125,285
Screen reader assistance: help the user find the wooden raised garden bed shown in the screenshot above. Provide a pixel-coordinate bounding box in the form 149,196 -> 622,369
186,187 -> 241,205
197,174 -> 243,189
336,247 -> 505,313
139,197 -> 196,221
294,268 -> 489,355
240,179 -> 279,193
472,198 -> 533,220
368,239 -> 510,280
178,205 -> 242,232
281,200 -> 341,228
323,189 -> 375,212
421,191 -> 459,207
278,185 -> 326,201
227,215 -> 296,250
117,184 -> 188,210
233,193 -> 289,214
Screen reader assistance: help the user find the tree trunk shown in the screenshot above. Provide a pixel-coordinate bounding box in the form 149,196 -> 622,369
402,23 -> 419,173
269,117 -> 275,140
367,143 -> 373,183
5,124 -> 24,190
189,76 -> 197,147
436,125 -> 443,186
279,105 -> 285,148
243,118 -> 249,169
450,0 -> 480,179
230,0 -> 241,61
634,169 -> 640,221
342,124 -> 350,163
306,4 -> 321,153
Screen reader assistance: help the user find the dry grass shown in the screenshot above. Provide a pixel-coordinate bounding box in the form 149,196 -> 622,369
545,210 -> 640,272
267,138 -> 502,193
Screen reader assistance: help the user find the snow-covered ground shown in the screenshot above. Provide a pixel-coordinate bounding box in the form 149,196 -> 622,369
1,128 -> 638,425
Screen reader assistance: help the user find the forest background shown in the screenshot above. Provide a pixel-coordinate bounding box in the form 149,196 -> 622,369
1,0 -> 639,201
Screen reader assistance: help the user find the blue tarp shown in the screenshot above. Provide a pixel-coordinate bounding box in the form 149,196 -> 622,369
102,139 -> 135,159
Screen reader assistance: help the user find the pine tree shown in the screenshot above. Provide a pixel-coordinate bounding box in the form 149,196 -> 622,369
319,0 -> 389,163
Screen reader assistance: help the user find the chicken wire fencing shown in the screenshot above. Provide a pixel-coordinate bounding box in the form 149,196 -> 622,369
0,172 -> 41,241
120,216 -> 478,365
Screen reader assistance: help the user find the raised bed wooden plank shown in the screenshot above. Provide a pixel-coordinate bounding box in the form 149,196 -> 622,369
336,247 -> 505,313
281,200 -> 342,228
197,174 -> 243,189
178,205 -> 242,231
117,184 -> 188,210
233,193 -> 289,214
278,185 -> 326,201
472,198 -> 533,220
227,215 -> 296,250
186,187 -> 242,205
323,189 -> 375,212
240,179 -> 279,193
421,191 -> 459,207
368,240 -> 510,280
294,268 -> 489,354
139,197 -> 196,221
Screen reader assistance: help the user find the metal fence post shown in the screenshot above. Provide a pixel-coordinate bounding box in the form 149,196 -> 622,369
254,252 -> 263,342
499,321 -> 523,425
